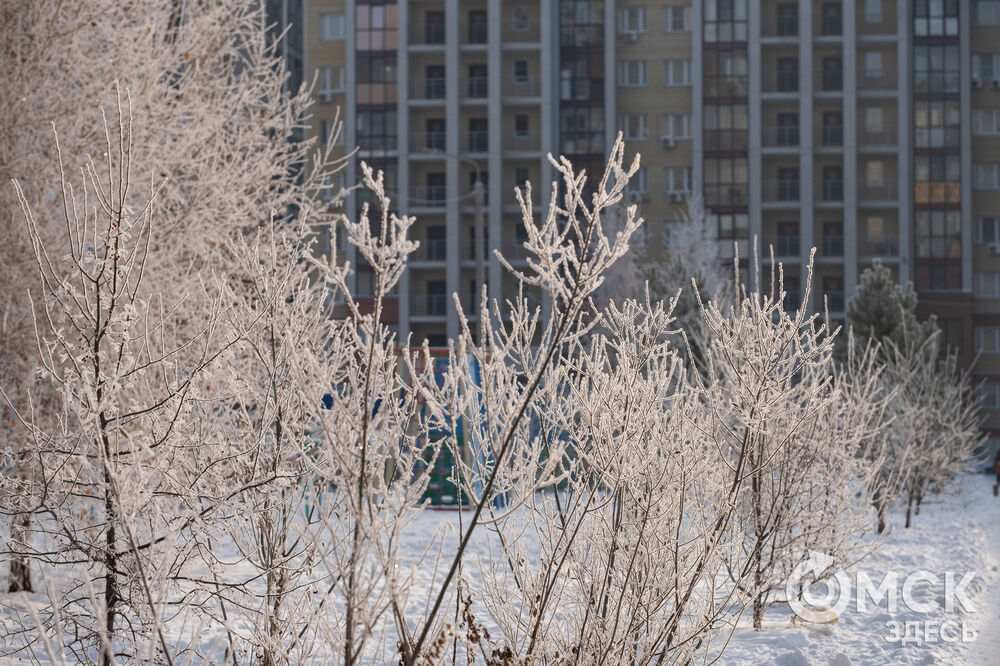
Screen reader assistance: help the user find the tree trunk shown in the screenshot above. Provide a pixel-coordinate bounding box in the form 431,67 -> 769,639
8,513 -> 32,592
877,505 -> 886,534
904,491 -> 913,528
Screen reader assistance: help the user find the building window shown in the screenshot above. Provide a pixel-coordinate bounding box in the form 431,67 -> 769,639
865,0 -> 883,23
978,218 -> 1000,243
976,326 -> 1000,353
777,58 -> 799,91
978,1 -> 1000,24
979,381 -> 1000,409
664,5 -> 691,32
864,107 -> 884,133
514,114 -> 530,138
618,6 -> 647,33
822,112 -> 843,146
822,56 -> 843,91
317,66 -> 346,99
620,113 -> 648,140
515,167 -> 530,188
664,59 -> 691,85
703,0 -> 748,43
821,2 -> 842,35
627,167 -> 649,195
425,11 -> 445,44
866,160 -> 884,187
916,210 -> 962,260
356,109 -> 397,151
468,118 -> 488,152
916,0 -> 960,36
776,3 -> 798,36
663,113 -> 691,140
974,109 -> 1000,135
512,6 -> 531,31
619,60 -> 648,86
664,166 -> 692,194
321,13 -> 345,41
976,272 -> 1000,298
975,164 -> 1000,189
514,60 -> 529,83
468,10 -> 488,43
864,51 -> 883,78
974,53 -> 1000,81
358,55 -> 397,84
777,167 -> 799,201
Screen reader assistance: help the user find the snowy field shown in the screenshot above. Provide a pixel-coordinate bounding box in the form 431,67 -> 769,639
3,472 -> 998,665
399,472 -> 1000,666
709,471 -> 1000,665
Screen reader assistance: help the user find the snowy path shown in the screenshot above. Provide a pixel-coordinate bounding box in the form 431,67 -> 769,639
715,472 -> 1000,666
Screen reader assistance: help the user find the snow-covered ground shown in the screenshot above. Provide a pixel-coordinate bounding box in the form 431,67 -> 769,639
710,471 -> 1000,666
4,473 -> 998,664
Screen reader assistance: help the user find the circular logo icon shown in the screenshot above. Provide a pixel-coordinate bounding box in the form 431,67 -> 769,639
785,550 -> 851,624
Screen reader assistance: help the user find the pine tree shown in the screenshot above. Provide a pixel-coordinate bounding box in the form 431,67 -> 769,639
847,259 -> 938,355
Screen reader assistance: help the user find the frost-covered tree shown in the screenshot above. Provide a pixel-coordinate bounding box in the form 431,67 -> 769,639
1,0 -> 338,596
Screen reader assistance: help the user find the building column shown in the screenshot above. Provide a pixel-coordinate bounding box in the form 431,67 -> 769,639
345,0 -> 358,295
488,0 -> 503,312
898,0 -> 914,282
604,0 -> 617,157
692,0 -> 703,196
397,0 -> 411,340
843,0 -> 859,304
748,1 -> 763,292
798,0 -> 814,311
961,0 -> 973,293
446,0 -> 460,342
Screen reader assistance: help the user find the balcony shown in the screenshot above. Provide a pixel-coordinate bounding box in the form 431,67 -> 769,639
465,77 -> 488,99
412,24 -> 445,46
357,135 -> 398,154
561,133 -> 605,155
466,22 -> 488,45
859,127 -> 897,148
504,76 -> 541,98
822,179 -> 844,202
861,238 -> 898,256
858,68 -> 897,91
413,294 -> 448,317
823,290 -> 845,312
410,131 -> 446,153
465,131 -> 488,153
821,125 -> 844,147
504,130 -> 541,152
559,76 -> 604,101
411,185 -> 447,207
501,241 -> 531,262
504,18 -> 540,43
560,25 -> 602,48
775,234 -> 801,257
817,69 -> 843,92
763,125 -> 800,148
703,129 -> 748,153
784,289 -> 802,312
762,68 -> 800,93
410,77 -> 446,100
703,185 -> 748,207
763,179 -> 801,203
413,239 -> 447,262
858,179 -> 899,202
703,75 -> 748,98
822,235 -> 844,257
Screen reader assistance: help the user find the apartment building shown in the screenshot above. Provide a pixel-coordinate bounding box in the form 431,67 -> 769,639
304,0 -> 1000,438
